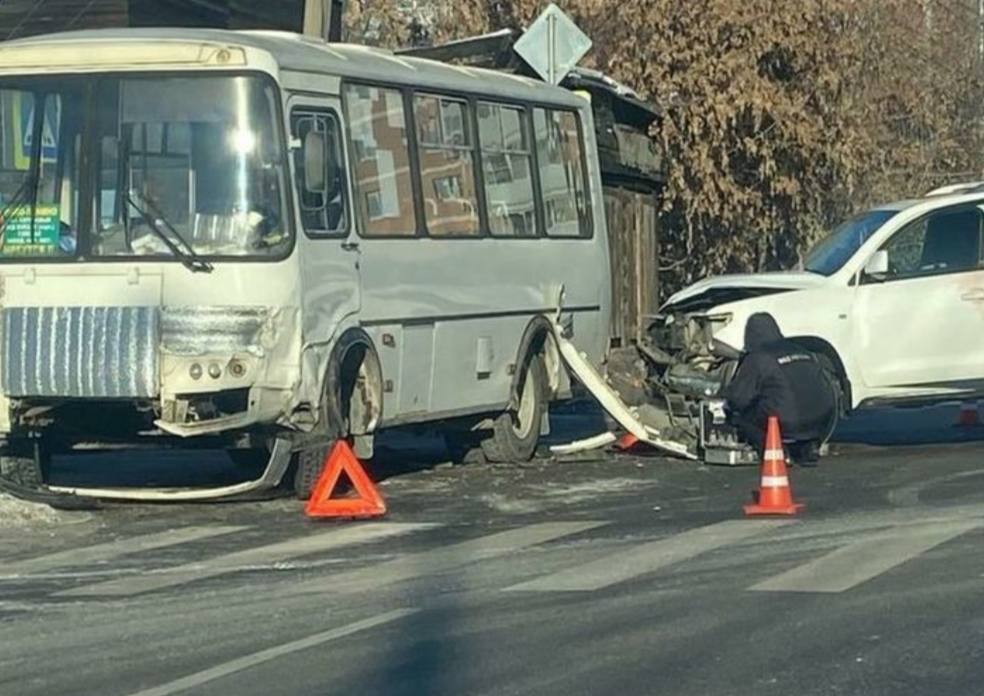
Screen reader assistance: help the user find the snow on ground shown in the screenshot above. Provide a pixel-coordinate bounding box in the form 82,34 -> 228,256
0,493 -> 63,528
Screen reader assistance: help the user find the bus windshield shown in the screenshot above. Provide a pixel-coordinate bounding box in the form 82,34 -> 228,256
0,73 -> 289,261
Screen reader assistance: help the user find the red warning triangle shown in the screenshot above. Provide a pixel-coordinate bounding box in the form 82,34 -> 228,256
304,440 -> 387,519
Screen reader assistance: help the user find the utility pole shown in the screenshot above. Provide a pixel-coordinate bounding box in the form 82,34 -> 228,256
303,0 -> 346,42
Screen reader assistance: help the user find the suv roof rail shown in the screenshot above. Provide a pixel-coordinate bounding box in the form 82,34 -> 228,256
924,181 -> 984,196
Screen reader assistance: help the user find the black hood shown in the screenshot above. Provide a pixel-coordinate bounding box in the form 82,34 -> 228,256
744,312 -> 783,352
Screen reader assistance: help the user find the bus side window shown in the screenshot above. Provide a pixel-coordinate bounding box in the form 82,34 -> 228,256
413,94 -> 480,237
342,84 -> 417,237
291,111 -> 347,235
533,108 -> 592,238
477,102 -> 537,237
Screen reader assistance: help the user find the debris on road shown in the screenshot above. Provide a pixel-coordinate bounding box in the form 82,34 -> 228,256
549,432 -> 617,456
550,320 -> 697,460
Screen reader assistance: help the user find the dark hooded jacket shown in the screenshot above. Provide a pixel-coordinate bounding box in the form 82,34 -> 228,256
721,313 -> 835,440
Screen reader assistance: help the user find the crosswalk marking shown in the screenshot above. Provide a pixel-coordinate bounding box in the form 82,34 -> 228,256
124,608 -> 418,696
2,526 -> 248,578
749,519 -> 981,593
57,523 -> 434,598
504,519 -> 792,593
287,521 -> 606,597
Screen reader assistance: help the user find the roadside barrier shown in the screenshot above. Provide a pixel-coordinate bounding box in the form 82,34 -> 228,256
304,441 -> 387,519
744,416 -> 804,517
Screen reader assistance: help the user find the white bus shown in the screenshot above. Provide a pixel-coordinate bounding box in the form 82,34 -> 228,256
0,28 -> 611,499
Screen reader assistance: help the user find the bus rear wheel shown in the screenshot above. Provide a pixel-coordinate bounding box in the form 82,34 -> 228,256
481,353 -> 547,463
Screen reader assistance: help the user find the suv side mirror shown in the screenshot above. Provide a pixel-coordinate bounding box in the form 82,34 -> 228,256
864,249 -> 889,278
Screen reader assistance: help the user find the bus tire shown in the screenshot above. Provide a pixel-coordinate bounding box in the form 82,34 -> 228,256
444,431 -> 487,465
293,442 -> 333,500
481,353 -> 547,463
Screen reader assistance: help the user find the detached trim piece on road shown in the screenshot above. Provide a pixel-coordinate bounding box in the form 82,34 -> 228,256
504,520 -> 793,593
124,608 -> 418,696
749,519 -> 981,593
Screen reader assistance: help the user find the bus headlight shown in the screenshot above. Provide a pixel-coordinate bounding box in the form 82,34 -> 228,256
189,363 -> 203,380
208,362 -> 222,379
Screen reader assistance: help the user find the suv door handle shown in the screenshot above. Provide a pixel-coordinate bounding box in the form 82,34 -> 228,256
960,289 -> 984,302
341,241 -> 360,252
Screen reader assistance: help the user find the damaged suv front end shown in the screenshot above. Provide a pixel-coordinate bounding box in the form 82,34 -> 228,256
637,272 -> 828,450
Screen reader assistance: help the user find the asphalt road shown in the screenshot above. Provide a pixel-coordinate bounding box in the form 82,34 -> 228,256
2,404 -> 984,696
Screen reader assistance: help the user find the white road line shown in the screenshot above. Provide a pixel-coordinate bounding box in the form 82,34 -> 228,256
2,526 -> 248,578
750,519 -> 981,593
123,608 -> 418,696
288,521 -> 606,596
57,523 -> 434,598
505,520 -> 792,593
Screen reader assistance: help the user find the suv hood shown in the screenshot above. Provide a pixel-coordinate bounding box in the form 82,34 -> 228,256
661,271 -> 824,313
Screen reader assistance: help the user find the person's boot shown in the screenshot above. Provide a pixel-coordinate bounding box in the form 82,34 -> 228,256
794,441 -> 821,467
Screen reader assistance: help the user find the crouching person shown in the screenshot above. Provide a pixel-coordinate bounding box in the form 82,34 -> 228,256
722,313 -> 836,465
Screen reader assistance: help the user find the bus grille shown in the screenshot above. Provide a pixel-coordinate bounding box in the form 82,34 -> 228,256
1,306 -> 159,398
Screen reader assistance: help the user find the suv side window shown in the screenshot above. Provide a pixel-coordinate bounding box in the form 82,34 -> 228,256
291,109 -> 347,236
882,207 -> 982,279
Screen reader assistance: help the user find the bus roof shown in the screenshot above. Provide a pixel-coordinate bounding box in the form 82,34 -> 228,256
2,28 -> 587,109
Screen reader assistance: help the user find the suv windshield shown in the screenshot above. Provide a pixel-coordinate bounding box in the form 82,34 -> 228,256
803,209 -> 898,276
0,73 -> 289,261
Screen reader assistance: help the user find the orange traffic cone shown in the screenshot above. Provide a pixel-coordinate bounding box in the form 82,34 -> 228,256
744,416 -> 804,516
954,401 -> 980,427
305,440 -> 387,519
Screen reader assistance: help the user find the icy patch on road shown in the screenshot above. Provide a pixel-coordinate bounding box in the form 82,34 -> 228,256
478,477 -> 652,513
477,493 -> 543,514
536,477 -> 651,504
0,492 -> 62,527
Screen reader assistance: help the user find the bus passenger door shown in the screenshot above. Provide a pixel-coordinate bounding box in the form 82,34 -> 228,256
288,94 -> 362,400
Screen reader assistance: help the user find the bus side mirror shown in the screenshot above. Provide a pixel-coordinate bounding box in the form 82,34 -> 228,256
864,249 -> 889,278
303,130 -> 327,194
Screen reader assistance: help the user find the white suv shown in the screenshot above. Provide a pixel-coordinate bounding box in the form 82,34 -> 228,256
652,187 -> 984,411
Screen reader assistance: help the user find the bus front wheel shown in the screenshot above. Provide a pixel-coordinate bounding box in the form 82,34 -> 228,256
481,353 -> 547,463
293,442 -> 333,500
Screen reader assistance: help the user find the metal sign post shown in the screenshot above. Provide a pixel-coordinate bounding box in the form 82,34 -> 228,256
513,4 -> 592,86
303,0 -> 346,42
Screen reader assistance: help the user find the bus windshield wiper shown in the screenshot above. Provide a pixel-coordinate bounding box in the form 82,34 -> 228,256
125,191 -> 213,273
